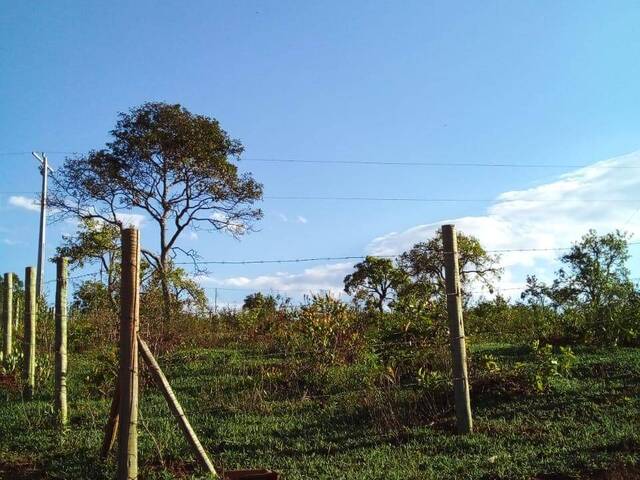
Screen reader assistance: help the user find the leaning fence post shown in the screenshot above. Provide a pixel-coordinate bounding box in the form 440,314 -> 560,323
118,228 -> 140,480
2,272 -> 13,363
442,224 -> 473,434
138,335 -> 218,478
24,267 -> 37,399
55,257 -> 69,424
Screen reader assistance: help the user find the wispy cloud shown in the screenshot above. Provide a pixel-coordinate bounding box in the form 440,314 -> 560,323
276,213 -> 308,224
197,262 -> 351,297
199,151 -> 640,299
367,151 -> 640,292
116,212 -> 146,228
8,195 -> 40,212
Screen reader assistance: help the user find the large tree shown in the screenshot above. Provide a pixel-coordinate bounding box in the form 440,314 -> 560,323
398,230 -> 501,306
343,256 -> 407,312
50,102 -> 263,322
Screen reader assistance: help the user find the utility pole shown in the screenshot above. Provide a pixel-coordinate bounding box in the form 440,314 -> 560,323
31,152 -> 53,298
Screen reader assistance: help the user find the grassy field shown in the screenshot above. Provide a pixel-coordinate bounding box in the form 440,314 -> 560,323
1,343 -> 639,479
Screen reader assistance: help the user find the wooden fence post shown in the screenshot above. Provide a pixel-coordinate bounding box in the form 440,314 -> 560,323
118,228 -> 140,480
23,267 -> 37,399
2,272 -> 13,363
55,257 -> 69,424
442,224 -> 473,434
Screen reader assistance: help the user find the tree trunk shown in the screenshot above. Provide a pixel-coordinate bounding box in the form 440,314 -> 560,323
160,221 -> 172,326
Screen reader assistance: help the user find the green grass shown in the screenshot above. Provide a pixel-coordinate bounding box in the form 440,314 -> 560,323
1,344 -> 639,479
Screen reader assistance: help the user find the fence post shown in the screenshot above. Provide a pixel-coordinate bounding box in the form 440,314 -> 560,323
2,272 -> 13,363
442,224 -> 473,434
118,228 -> 140,480
24,267 -> 37,399
55,257 -> 69,424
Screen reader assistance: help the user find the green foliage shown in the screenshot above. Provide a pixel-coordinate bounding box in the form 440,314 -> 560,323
522,230 -> 640,346
49,102 -> 264,322
0,351 -> 22,375
1,344 -> 638,479
398,230 -> 501,308
287,294 -> 366,364
242,292 -> 278,311
343,256 -> 407,312
515,341 -> 576,392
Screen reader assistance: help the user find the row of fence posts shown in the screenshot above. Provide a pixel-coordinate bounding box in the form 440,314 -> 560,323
1,258 -> 68,423
110,224 -> 473,480
1,224 -> 472,478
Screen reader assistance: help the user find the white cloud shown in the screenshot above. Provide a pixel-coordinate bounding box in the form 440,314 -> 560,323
367,151 -> 640,293
277,213 -> 288,222
297,215 -> 308,224
189,231 -> 199,240
2,238 -> 21,246
212,211 -> 246,235
197,262 -> 352,298
8,195 -> 40,212
116,213 -> 146,228
198,151 -> 640,300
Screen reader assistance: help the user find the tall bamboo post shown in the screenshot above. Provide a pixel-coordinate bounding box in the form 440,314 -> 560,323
138,335 -> 218,478
2,272 -> 13,362
23,267 -> 37,399
55,257 -> 69,424
442,224 -> 473,434
118,228 -> 140,480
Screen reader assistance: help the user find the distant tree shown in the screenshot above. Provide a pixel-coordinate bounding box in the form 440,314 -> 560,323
73,280 -> 113,313
55,219 -> 120,307
398,230 -> 501,306
242,292 -> 278,311
524,230 -> 638,344
343,256 -> 407,312
50,102 -> 263,323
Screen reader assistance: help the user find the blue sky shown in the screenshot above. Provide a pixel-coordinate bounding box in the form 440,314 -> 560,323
1,1 -> 640,305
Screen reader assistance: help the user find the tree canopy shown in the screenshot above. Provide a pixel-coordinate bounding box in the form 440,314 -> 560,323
50,102 -> 263,321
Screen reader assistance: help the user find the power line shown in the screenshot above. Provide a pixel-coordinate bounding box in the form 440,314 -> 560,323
3,151 -> 638,169
264,195 -> 640,203
0,151 -> 78,156
0,191 -> 40,194
3,191 -> 638,204
176,241 -> 640,266
176,255 -> 394,265
243,157 -> 640,169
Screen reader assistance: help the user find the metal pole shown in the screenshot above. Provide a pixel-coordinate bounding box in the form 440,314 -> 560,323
32,152 -> 52,298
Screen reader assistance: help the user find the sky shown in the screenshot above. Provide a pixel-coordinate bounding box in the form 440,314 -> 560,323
1,1 -> 640,307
